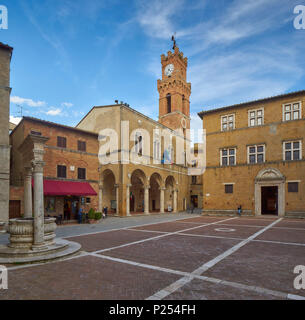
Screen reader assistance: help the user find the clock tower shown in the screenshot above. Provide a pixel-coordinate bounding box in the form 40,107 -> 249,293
157,46 -> 191,132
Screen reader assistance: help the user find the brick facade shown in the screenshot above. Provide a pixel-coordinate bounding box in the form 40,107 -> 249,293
199,91 -> 305,217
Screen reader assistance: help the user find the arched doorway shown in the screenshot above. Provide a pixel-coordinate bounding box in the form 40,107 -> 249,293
255,168 -> 285,217
149,173 -> 162,213
130,169 -> 147,214
101,169 -> 116,215
165,175 -> 176,212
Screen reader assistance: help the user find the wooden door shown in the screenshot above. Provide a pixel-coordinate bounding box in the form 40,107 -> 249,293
9,200 -> 21,219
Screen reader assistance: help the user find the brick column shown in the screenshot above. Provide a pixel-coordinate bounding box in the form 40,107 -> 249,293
144,186 -> 150,215
115,184 -> 120,216
126,184 -> 132,217
98,184 -> 103,213
173,189 -> 178,213
160,187 -> 165,214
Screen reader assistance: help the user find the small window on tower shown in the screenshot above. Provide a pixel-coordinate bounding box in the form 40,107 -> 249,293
167,94 -> 171,114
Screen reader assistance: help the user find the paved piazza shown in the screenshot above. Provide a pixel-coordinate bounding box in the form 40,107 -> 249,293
1,213 -> 305,300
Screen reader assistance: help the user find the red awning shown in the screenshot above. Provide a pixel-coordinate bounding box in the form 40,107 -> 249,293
32,180 -> 97,196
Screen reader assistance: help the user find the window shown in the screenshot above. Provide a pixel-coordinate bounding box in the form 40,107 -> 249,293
78,168 -> 86,180
288,182 -> 299,193
248,145 -> 265,164
221,114 -> 235,131
78,140 -> 86,152
283,102 -> 302,121
192,176 -> 197,184
57,165 -> 67,178
153,140 -> 160,160
249,108 -> 264,127
135,132 -> 142,156
57,136 -> 67,148
225,184 -> 233,194
86,198 -> 91,204
166,93 -> 171,113
283,141 -> 302,161
31,130 -> 41,136
221,148 -> 236,166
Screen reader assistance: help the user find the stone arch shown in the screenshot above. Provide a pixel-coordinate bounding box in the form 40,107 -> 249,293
100,169 -> 116,214
149,173 -> 163,212
130,169 -> 147,213
254,168 -> 285,217
165,175 -> 177,212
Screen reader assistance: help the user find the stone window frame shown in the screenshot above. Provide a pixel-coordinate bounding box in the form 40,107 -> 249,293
282,101 -> 302,122
283,140 -> 302,161
220,147 -> 236,166
248,107 -> 264,127
135,131 -> 143,156
247,144 -> 265,164
221,114 -> 235,132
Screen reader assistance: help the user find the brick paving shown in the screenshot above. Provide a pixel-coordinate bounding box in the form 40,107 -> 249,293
0,214 -> 305,300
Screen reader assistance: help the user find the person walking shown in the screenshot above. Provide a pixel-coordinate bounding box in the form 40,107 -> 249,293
78,206 -> 83,224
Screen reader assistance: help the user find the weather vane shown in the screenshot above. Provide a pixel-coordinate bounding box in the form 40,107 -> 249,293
171,33 -> 177,50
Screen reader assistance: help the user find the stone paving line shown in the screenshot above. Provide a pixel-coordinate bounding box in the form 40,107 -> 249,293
92,217 -> 238,254
176,220 -> 305,231
5,216 -> 234,271
146,218 -> 285,300
4,216 -> 305,300
89,253 -> 305,300
128,226 -> 305,247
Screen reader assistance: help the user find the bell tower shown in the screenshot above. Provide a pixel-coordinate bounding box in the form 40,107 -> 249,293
157,44 -> 191,132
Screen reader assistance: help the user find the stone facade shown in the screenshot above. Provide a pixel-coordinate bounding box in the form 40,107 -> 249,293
10,117 -> 100,219
199,91 -> 305,217
158,47 -> 191,131
0,43 -> 13,223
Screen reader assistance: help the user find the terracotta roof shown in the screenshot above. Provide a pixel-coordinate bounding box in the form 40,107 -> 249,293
11,116 -> 98,137
0,42 -> 13,52
198,90 -> 305,119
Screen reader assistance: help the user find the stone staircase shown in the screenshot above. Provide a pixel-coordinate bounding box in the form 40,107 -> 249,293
285,212 -> 305,219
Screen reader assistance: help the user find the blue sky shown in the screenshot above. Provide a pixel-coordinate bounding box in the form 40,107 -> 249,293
1,0 -> 305,133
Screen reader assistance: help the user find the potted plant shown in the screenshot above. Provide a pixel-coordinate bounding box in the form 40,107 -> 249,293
94,212 -> 102,222
88,208 -> 96,224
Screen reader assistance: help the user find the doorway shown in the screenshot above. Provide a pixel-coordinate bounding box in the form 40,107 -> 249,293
191,195 -> 198,208
261,186 -> 278,215
130,194 -> 135,213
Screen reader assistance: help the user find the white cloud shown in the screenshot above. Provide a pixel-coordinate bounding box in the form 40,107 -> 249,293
11,96 -> 46,107
136,0 -> 184,39
190,113 -> 203,143
9,116 -> 22,125
46,108 -> 62,116
61,102 -> 73,108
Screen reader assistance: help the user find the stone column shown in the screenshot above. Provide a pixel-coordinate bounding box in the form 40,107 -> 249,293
144,186 -> 150,215
160,187 -> 165,214
173,189 -> 178,213
23,166 -> 33,218
126,184 -> 132,216
98,184 -> 103,213
31,161 -> 46,250
115,184 -> 120,216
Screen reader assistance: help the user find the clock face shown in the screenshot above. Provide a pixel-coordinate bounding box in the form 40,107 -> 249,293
165,64 -> 174,76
